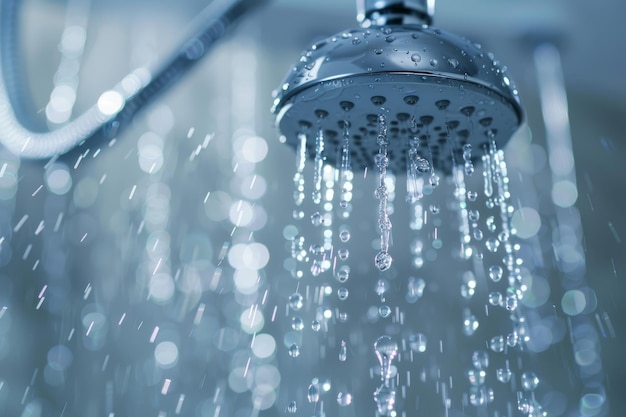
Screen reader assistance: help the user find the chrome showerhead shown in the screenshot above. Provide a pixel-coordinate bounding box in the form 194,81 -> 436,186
272,0 -> 523,174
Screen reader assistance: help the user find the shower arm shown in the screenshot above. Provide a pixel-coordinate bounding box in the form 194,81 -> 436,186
357,0 -> 434,26
0,0 -> 268,159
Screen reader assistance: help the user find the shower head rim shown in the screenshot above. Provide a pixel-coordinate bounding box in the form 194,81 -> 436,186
273,70 -> 524,125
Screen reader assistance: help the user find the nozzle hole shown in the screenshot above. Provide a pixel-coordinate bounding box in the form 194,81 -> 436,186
315,109 -> 329,119
371,96 -> 387,106
340,101 -> 355,111
404,95 -> 419,105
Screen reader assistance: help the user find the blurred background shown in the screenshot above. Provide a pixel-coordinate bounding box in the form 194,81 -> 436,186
0,0 -> 624,416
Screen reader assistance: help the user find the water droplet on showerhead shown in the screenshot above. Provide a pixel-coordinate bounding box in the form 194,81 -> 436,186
385,35 -> 396,43
448,58 -> 460,68
375,251 -> 393,271
411,53 -> 422,63
429,58 -> 438,67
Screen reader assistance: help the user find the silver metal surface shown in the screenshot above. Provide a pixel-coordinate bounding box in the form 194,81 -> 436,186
357,0 -> 434,26
273,24 -> 524,173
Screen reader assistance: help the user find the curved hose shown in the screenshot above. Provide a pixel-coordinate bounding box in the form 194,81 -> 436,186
0,0 -> 268,159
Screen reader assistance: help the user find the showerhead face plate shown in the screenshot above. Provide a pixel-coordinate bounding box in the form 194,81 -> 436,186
273,25 -> 524,174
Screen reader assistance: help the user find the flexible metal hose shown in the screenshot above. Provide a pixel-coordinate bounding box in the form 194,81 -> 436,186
0,0 -> 268,158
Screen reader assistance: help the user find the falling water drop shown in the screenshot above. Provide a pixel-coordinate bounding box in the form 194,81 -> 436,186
447,58 -> 459,68
291,316 -> 304,331
489,291 -> 503,306
337,392 -> 353,406
374,115 -> 394,270
469,386 -> 488,406
488,265 -> 503,282
311,320 -> 321,332
336,265 -> 350,283
339,340 -> 348,361
467,369 -> 486,386
339,228 -> 351,242
406,276 -> 426,303
489,335 -> 505,352
497,367 -> 512,383
289,293 -> 304,310
472,350 -> 489,370
374,385 -> 396,416
337,287 -> 349,300
289,343 -> 300,357
307,383 -> 320,403
378,305 -> 391,318
521,372 -> 540,391
505,287 -> 518,311
375,250 -> 393,271
311,212 -> 323,226
374,336 -> 398,381
286,400 -> 297,413
408,333 -> 427,352
463,310 -> 479,335
337,248 -> 349,260
485,237 -> 500,252
467,190 -> 478,201
429,173 -> 440,188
